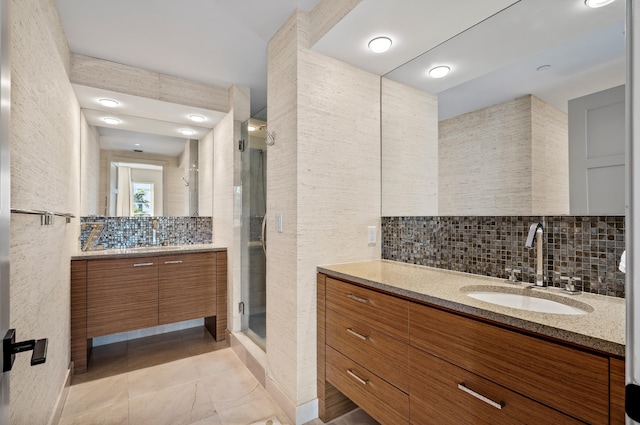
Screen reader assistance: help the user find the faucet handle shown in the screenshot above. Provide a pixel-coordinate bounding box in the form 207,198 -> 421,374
505,268 -> 521,283
560,276 -> 581,294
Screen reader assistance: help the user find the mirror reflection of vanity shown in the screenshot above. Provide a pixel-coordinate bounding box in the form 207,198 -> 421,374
380,0 -> 626,217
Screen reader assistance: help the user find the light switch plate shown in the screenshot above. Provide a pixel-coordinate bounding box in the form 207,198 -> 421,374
367,226 -> 377,244
276,213 -> 283,233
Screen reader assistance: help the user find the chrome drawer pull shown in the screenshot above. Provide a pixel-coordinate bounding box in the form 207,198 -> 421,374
133,262 -> 154,267
347,369 -> 369,386
163,260 -> 183,264
346,328 -> 369,341
457,383 -> 504,410
347,293 -> 369,304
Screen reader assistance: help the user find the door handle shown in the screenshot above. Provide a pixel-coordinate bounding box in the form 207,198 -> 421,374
261,215 -> 267,255
627,384 -> 640,421
3,329 -> 47,372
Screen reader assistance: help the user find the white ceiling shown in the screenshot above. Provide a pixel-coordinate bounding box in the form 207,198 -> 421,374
56,0 -> 626,155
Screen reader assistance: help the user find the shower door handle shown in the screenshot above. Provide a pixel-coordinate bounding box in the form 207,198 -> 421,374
261,215 -> 267,255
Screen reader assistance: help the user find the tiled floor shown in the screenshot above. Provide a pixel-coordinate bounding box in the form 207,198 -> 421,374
60,326 -> 378,425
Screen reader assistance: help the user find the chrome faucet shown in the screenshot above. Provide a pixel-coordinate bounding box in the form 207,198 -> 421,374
525,222 -> 545,287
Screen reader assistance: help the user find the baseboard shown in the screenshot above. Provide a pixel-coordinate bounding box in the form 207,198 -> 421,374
47,363 -> 72,425
265,376 -> 318,425
229,332 -> 266,387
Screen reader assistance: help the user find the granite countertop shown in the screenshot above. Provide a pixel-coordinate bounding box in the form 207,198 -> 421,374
71,243 -> 226,260
318,259 -> 626,357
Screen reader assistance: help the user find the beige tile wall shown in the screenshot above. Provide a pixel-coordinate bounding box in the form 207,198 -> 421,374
228,85 -> 250,333
267,8 -> 381,423
80,113 -> 100,216
198,130 -> 214,217
381,78 -> 438,216
266,10 -> 303,414
213,112 -> 236,323
9,0 -> 79,423
70,54 -> 229,112
198,85 -> 248,333
531,95 -> 570,215
439,95 -> 568,215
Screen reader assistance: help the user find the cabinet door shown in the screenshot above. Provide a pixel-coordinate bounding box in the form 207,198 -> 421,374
87,257 -> 159,338
159,252 -> 216,325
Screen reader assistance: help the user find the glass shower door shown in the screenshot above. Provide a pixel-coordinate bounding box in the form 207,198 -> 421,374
240,116 -> 267,350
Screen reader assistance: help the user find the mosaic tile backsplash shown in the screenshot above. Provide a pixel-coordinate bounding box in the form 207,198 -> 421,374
382,216 -> 626,298
80,216 -> 213,250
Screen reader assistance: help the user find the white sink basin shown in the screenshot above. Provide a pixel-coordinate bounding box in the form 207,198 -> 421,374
461,286 -> 592,315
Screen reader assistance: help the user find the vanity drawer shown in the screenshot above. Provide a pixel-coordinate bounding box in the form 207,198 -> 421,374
326,346 -> 409,425
409,347 -> 584,425
326,308 -> 409,392
409,303 -> 609,425
326,277 -> 409,342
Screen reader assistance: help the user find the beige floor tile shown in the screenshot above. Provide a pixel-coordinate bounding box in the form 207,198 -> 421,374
188,414 -> 224,425
200,364 -> 261,404
58,400 -> 129,425
214,386 -> 284,425
192,348 -> 245,378
62,374 -> 129,419
128,357 -> 200,399
305,409 -> 379,425
63,328 -> 294,425
73,356 -> 129,385
129,381 -> 216,425
127,339 -> 192,370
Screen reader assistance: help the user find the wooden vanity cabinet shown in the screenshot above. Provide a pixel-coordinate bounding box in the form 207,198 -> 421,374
72,250 -> 227,374
318,273 -> 623,425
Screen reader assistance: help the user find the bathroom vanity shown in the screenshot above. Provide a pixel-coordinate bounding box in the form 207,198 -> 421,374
70,245 -> 227,374
317,260 -> 625,425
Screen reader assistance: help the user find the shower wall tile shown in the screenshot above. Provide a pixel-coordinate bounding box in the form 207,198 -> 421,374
382,216 -> 625,298
80,216 -> 212,250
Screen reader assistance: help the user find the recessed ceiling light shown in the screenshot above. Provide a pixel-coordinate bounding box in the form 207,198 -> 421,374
248,125 -> 256,132
98,98 -> 119,108
179,129 -> 196,136
428,66 -> 451,78
134,143 -> 141,146
368,37 -> 392,53
188,114 -> 206,123
585,0 -> 615,8
102,117 -> 121,125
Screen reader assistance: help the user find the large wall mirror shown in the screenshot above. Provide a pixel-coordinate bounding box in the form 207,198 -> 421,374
76,84 -> 224,217
380,0 -> 625,216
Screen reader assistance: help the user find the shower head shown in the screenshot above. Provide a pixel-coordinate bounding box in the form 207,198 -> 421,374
259,125 -> 275,146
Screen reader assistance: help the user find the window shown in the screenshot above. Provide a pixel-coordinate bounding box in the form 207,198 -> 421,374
132,182 -> 154,216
